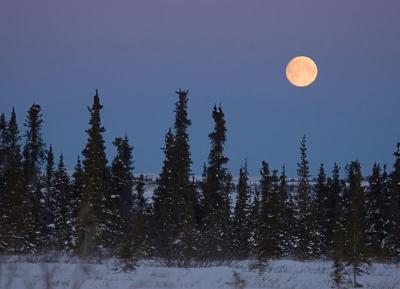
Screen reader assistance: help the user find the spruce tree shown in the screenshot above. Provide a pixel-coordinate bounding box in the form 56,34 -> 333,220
110,136 -> 134,258
22,104 -> 47,251
249,187 -> 260,256
222,172 -> 233,258
296,135 -> 314,259
329,163 -> 345,252
380,165 -> 392,258
329,164 -> 346,288
344,161 -> 369,288
388,143 -> 400,258
314,163 -> 334,256
365,163 -> 387,258
53,154 -> 72,250
0,113 -> 6,172
171,89 -> 195,263
43,146 -> 56,249
256,162 -> 282,260
279,165 -> 296,255
203,105 -> 230,259
153,128 -> 175,258
0,113 -> 7,251
79,90 -> 110,256
133,174 -> 147,257
71,156 -> 84,250
0,109 -> 26,253
331,195 -> 347,289
233,162 -> 250,259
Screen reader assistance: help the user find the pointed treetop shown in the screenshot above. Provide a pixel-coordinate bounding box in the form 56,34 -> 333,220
243,158 -> 248,171
94,89 -> 101,105
175,88 -> 189,96
58,153 -> 65,167
395,142 -> 400,158
0,113 -> 6,125
32,104 -> 41,111
73,155 -> 83,175
260,160 -> 269,176
8,107 -> 18,132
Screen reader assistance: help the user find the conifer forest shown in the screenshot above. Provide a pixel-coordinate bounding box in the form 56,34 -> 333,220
1,89 -> 399,288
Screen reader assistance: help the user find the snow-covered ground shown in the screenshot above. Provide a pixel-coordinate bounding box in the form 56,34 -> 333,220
1,257 -> 399,289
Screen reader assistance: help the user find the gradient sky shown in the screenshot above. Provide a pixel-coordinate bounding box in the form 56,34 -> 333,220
1,0 -> 399,177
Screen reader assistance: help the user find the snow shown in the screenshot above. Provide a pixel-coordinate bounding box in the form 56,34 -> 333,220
1,257 -> 399,289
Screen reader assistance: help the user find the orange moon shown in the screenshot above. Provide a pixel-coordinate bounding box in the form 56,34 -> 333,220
286,56 -> 318,87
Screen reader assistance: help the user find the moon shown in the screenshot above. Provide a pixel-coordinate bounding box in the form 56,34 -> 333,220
286,56 -> 318,87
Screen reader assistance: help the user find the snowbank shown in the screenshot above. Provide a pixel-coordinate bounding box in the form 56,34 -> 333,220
0,257 -> 399,289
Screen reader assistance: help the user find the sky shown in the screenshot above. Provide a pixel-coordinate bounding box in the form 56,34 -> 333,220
0,0 -> 399,177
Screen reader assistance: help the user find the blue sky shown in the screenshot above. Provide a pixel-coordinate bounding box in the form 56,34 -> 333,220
0,0 -> 399,177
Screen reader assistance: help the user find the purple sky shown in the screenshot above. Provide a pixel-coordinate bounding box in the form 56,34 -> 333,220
1,0 -> 399,177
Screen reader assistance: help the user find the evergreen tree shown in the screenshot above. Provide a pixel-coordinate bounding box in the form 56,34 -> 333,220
388,143 -> 400,258
365,163 -> 387,258
110,136 -> 134,258
380,165 -> 392,258
0,113 -> 7,251
344,161 -> 369,288
329,163 -> 345,251
233,162 -> 250,259
22,104 -> 47,251
0,113 -> 6,172
53,154 -> 72,250
79,90 -> 110,256
296,135 -> 314,259
43,146 -> 56,248
44,146 -> 55,197
152,128 -> 175,258
256,162 -> 282,260
331,198 -> 347,289
314,163 -> 334,256
249,187 -> 260,256
203,105 -> 230,259
71,156 -> 84,250
0,109 -> 26,253
133,174 -> 147,257
279,165 -> 296,255
221,172 -> 233,259
197,163 -> 207,227
171,89 -> 195,263
329,164 -> 346,288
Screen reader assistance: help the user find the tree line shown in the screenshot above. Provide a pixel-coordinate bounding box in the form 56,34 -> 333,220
0,89 -> 399,285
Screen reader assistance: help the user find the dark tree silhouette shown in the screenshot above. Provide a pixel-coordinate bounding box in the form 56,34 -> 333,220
344,161 -> 369,288
79,90 -> 110,256
233,162 -> 250,259
296,135 -> 314,259
202,105 -> 231,259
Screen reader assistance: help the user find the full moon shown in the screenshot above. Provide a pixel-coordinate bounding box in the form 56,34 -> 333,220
286,56 -> 318,87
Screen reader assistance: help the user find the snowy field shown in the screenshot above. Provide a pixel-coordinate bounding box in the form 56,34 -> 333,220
0,257 -> 399,289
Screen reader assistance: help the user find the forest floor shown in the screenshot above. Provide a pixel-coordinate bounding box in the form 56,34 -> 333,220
0,256 -> 399,289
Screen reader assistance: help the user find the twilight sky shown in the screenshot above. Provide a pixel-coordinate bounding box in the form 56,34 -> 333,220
0,0 -> 399,177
